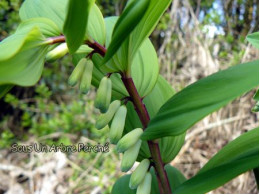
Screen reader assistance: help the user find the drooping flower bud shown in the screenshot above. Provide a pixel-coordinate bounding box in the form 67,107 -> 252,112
129,159 -> 150,189
109,105 -> 127,144
68,58 -> 87,87
121,140 -> 142,172
136,172 -> 152,194
95,100 -> 121,130
116,128 -> 143,153
79,60 -> 93,94
94,76 -> 112,113
46,43 -> 68,62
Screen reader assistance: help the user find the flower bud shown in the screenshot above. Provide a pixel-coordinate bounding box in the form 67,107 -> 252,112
79,60 -> 93,94
95,100 -> 121,130
136,172 -> 152,194
116,128 -> 143,153
105,78 -> 112,112
129,159 -> 150,189
46,43 -> 68,62
121,140 -> 142,172
94,77 -> 112,113
68,58 -> 87,87
109,105 -> 127,144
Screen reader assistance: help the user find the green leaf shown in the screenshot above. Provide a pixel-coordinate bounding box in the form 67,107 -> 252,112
172,153 -> 259,194
246,32 -> 259,49
111,165 -> 186,194
111,174 -> 136,194
19,0 -> 105,45
19,0 -> 67,31
108,0 -> 172,73
128,0 -> 172,61
0,27 -> 49,86
0,85 -> 13,99
199,128 -> 259,173
103,0 -> 150,64
103,0 -> 171,74
92,17 -> 159,97
17,18 -> 61,38
63,0 -> 95,53
142,61 -> 259,140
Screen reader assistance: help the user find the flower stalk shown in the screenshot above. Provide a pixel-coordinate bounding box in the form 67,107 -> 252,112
48,35 -> 172,194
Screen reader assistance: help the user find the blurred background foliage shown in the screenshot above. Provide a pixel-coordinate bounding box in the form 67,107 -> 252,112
0,0 -> 258,193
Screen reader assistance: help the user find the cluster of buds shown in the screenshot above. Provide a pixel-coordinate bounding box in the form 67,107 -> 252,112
95,93 -> 151,193
68,59 -> 152,193
68,58 -> 93,94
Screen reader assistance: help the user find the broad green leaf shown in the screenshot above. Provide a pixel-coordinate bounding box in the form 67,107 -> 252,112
142,61 -> 259,140
0,27 -> 49,86
111,165 -> 186,194
103,0 -> 150,64
173,153 -> 259,194
0,85 -> 13,99
111,174 -> 136,194
63,0 -> 95,53
247,32 -> 259,49
19,0 -> 67,31
199,128 -> 259,173
19,0 -> 105,45
17,18 -> 61,38
93,17 -> 159,97
108,0 -> 172,73
128,0 -> 172,61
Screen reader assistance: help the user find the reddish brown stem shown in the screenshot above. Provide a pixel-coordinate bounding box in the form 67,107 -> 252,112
121,77 -> 172,194
47,35 -> 65,44
47,36 -> 107,57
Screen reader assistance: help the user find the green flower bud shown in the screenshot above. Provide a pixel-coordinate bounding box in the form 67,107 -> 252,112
79,60 -> 93,94
136,172 -> 152,194
95,100 -> 121,130
109,105 -> 127,144
104,78 -> 112,112
46,43 -> 68,62
129,159 -> 150,189
121,140 -> 142,172
68,58 -> 87,87
116,128 -> 143,153
94,77 -> 112,113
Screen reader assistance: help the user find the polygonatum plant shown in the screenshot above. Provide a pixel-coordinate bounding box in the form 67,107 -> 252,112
0,0 -> 259,194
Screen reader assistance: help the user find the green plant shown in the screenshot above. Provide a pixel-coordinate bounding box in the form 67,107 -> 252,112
0,0 -> 258,194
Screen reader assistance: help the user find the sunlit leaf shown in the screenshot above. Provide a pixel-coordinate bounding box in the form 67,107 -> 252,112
17,17 -> 61,37
0,27 -> 49,86
142,60 -> 259,140
173,153 -> 258,194
19,0 -> 105,45
19,0 -> 67,31
247,32 -> 259,49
